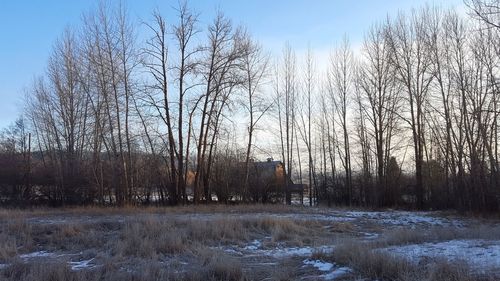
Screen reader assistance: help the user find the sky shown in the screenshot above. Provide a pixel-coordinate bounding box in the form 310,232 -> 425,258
0,0 -> 465,129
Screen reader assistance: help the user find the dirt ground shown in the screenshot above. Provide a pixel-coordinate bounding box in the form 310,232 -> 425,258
0,205 -> 499,281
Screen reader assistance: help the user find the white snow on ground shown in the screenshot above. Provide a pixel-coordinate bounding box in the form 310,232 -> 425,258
383,239 -> 500,274
20,251 -> 55,259
223,248 -> 244,256
302,259 -> 353,280
23,210 -> 465,229
222,243 -> 335,258
303,259 -> 334,271
343,211 -> 464,227
278,214 -> 356,222
69,258 -> 95,270
222,239 -> 336,258
6,251 -> 97,272
244,239 -> 262,250
26,218 -> 69,224
254,245 -> 335,258
322,267 -> 353,280
362,232 -> 380,240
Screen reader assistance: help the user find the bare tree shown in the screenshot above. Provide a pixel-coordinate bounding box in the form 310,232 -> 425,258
275,43 -> 297,205
172,1 -> 201,204
466,0 -> 500,29
241,37 -> 270,202
386,9 -> 434,209
357,24 -> 400,206
193,12 -> 246,203
328,36 -> 354,205
296,46 -> 316,206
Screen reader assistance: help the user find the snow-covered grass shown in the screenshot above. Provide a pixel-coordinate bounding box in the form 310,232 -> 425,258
343,210 -> 465,227
19,251 -> 55,259
243,239 -> 262,250
383,239 -> 500,275
303,258 -> 334,271
0,205 -> 497,281
220,238 -> 336,258
303,259 -> 353,280
69,258 -> 96,271
250,245 -> 335,258
322,266 -> 353,280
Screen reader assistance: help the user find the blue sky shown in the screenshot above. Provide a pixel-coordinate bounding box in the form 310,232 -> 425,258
0,0 -> 464,129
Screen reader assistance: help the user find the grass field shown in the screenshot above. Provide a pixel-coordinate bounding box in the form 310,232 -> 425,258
0,205 -> 499,281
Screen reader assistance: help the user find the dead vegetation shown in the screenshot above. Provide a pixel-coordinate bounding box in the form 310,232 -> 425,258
1,206 -> 499,281
0,206 -> 335,281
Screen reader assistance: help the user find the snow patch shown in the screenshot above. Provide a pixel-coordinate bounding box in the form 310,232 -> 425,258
222,244 -> 335,258
344,211 -> 464,227
303,259 -> 334,271
322,266 -> 353,280
303,259 -> 353,280
223,248 -> 243,256
244,239 -> 262,250
69,258 -> 95,271
266,245 -> 334,258
262,213 -> 355,223
362,232 -> 380,240
27,218 -> 69,225
20,251 -> 55,259
16,251 -> 96,271
383,239 -> 500,274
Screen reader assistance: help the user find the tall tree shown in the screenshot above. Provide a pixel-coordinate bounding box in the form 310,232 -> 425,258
328,36 -> 354,205
357,24 -> 400,206
241,37 -> 270,202
387,9 -> 434,209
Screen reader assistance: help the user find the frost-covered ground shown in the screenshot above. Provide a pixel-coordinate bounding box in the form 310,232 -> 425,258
384,239 -> 500,275
22,208 -> 466,227
0,206 -> 498,280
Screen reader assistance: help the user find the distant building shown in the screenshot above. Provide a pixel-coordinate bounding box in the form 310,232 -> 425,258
248,158 -> 305,205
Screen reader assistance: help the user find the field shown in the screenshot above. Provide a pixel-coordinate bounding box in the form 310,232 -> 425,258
0,205 -> 499,281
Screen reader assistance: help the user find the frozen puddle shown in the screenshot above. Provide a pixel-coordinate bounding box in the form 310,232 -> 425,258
303,259 -> 353,280
384,239 -> 500,274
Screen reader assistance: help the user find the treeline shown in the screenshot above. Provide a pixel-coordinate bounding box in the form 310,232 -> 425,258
0,1 -> 499,212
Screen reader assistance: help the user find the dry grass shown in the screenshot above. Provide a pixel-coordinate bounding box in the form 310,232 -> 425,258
189,248 -> 244,281
1,206 -> 498,281
0,261 -> 77,281
269,259 -> 299,281
326,221 -> 356,233
0,204 -> 311,221
0,208 -> 331,281
0,235 -> 17,263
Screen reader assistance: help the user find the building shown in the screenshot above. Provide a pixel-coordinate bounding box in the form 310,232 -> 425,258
248,158 -> 305,205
